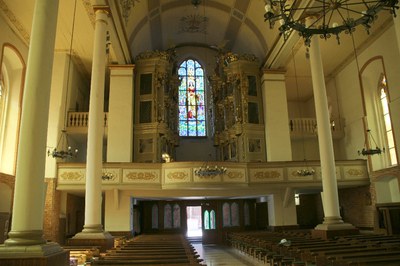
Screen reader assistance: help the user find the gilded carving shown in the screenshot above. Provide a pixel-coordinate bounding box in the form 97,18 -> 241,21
167,171 -> 188,180
347,169 -> 364,176
254,171 -> 280,179
227,172 -> 243,179
126,172 -> 157,180
135,50 -> 174,61
60,171 -> 83,181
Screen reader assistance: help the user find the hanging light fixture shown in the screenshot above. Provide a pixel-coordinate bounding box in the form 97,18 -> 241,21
48,130 -> 78,159
48,0 -> 78,160
264,0 -> 399,46
358,129 -> 384,156
191,0 -> 201,8
194,162 -> 227,177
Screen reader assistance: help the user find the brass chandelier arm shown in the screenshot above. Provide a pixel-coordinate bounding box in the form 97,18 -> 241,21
264,0 -> 399,45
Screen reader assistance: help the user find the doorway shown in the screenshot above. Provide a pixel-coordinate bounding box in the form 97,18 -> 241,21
186,206 -> 202,237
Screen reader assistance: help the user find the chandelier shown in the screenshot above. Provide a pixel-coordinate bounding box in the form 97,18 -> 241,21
48,130 -> 78,159
102,171 -> 114,180
194,163 -> 227,177
297,168 -> 315,176
264,0 -> 399,45
358,129 -> 384,156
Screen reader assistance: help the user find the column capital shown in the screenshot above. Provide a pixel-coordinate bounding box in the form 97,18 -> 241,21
261,69 -> 286,84
93,5 -> 111,15
261,68 -> 286,75
109,64 -> 136,71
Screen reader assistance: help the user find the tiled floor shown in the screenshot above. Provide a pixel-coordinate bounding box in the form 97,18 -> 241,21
192,243 -> 266,266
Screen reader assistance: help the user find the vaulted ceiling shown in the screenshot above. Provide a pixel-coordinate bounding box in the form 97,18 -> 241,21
0,0 -> 396,101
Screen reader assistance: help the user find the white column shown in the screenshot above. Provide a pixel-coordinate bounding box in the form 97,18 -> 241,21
261,71 -> 292,161
308,27 -> 342,224
107,65 -> 135,162
306,18 -> 357,232
82,7 -> 108,234
3,0 -> 59,246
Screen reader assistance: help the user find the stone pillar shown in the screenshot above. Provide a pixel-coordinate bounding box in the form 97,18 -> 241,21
306,17 -> 358,238
0,0 -> 69,264
267,189 -> 298,229
107,65 -> 135,162
261,70 -> 292,161
71,6 -> 113,251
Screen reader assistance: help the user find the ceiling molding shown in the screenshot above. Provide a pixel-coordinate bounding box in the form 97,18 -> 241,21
0,0 -> 30,46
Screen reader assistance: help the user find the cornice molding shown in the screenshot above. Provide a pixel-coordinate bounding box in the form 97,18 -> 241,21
0,0 -> 30,46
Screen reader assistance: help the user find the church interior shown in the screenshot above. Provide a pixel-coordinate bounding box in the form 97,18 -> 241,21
0,0 -> 400,265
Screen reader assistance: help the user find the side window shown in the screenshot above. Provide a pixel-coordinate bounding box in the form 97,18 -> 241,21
378,75 -> 397,165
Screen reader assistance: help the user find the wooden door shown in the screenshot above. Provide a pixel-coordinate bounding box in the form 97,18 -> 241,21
202,203 -> 217,244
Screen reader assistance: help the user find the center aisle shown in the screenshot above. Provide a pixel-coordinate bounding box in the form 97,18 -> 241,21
192,243 -> 266,266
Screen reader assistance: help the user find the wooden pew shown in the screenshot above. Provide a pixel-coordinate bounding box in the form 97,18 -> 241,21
92,234 -> 203,266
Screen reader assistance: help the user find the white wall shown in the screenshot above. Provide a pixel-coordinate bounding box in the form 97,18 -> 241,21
335,24 -> 400,166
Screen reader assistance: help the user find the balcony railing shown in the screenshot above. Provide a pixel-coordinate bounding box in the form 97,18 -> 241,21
289,117 -> 344,139
65,112 -> 343,139
67,112 -> 108,128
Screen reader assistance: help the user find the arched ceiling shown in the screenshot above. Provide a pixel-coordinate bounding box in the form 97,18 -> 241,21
124,0 -> 273,61
0,0 -> 396,101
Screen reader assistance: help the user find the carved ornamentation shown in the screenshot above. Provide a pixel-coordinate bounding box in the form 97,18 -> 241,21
167,171 -> 188,180
254,171 -> 281,180
226,171 -> 243,179
60,171 -> 84,181
135,50 -> 174,61
126,171 -> 157,180
347,169 -> 364,176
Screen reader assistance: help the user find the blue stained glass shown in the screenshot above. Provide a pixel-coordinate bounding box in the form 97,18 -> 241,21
178,59 -> 207,137
178,68 -> 186,76
196,77 -> 204,90
188,121 -> 197,136
197,121 -> 206,136
197,106 -> 205,120
179,122 -> 188,136
179,106 -> 187,120
179,91 -> 187,105
196,68 -> 203,77
197,94 -> 204,106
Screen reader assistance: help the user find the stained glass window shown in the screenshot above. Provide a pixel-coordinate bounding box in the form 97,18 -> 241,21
178,59 -> 206,136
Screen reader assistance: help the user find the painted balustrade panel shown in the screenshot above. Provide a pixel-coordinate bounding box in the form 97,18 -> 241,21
56,161 -> 369,187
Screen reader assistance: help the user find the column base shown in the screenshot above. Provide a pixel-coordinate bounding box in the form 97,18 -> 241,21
68,229 -> 114,252
0,242 -> 69,266
311,218 -> 359,240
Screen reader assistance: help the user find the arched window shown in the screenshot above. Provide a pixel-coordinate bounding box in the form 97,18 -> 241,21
173,203 -> 181,228
0,76 -> 6,151
178,59 -> 206,137
151,204 -> 158,229
378,75 -> 397,166
164,204 -> 172,229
